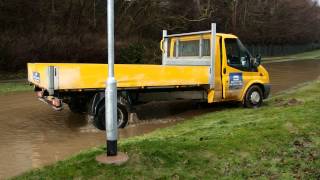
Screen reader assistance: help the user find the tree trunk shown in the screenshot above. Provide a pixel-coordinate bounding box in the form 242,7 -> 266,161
93,0 -> 96,28
232,0 -> 238,33
51,0 -> 55,13
193,0 -> 201,16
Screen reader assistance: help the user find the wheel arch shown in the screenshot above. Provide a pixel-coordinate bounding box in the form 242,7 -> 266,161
241,81 -> 266,102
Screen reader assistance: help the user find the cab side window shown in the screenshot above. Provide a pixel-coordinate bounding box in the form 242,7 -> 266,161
179,40 -> 199,57
172,39 -> 211,58
225,38 -> 252,71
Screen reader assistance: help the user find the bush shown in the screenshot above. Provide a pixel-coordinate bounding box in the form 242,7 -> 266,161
118,43 -> 145,64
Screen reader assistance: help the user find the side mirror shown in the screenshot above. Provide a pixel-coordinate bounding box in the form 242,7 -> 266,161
253,54 -> 261,68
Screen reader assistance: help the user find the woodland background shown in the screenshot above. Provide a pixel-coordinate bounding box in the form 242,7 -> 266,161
1,0 -> 320,72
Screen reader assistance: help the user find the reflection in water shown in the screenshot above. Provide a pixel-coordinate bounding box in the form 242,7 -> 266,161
0,60 -> 319,178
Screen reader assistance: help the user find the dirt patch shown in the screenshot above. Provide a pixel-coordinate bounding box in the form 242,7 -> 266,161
284,122 -> 299,134
274,98 -> 303,107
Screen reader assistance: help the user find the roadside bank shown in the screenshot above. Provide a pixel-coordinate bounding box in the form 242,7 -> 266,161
264,49 -> 320,63
0,82 -> 32,94
13,79 -> 320,179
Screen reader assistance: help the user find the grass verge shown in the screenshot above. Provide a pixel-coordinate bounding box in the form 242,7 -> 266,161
264,49 -> 320,63
0,82 -> 32,94
13,80 -> 320,179
0,71 -> 26,81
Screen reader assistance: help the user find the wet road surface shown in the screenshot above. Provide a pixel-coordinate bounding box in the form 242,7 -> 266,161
264,60 -> 320,94
0,59 -> 320,178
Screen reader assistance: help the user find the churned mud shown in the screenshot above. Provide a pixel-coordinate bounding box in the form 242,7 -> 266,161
274,98 -> 303,107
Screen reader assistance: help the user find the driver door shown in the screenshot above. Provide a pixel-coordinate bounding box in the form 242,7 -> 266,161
221,38 -> 255,100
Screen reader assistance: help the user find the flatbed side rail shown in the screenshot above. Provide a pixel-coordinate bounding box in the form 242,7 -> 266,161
165,30 -> 212,38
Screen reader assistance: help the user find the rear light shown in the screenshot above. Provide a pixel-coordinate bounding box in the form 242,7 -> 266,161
37,96 -> 63,111
36,91 -> 44,97
52,98 -> 62,107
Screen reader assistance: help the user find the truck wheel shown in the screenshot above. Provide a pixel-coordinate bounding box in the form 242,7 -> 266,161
243,85 -> 263,108
93,103 -> 129,130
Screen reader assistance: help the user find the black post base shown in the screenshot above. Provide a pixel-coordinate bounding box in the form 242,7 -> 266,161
107,140 -> 117,156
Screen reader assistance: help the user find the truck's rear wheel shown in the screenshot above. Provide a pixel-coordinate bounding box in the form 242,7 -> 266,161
93,103 -> 129,130
243,85 -> 263,108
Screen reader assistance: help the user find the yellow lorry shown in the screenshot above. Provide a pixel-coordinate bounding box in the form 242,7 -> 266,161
28,24 -> 270,130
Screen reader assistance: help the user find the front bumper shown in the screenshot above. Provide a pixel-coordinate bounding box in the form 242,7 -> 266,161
263,84 -> 271,99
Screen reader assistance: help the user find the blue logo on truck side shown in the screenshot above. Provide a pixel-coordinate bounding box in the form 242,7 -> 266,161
229,73 -> 243,90
33,72 -> 40,83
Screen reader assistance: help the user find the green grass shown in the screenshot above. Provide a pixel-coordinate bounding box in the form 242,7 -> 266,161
0,82 -> 32,94
264,49 -> 320,63
0,71 -> 26,81
13,80 -> 320,179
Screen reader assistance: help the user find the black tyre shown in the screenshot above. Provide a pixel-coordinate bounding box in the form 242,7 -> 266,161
93,103 -> 129,130
243,85 -> 263,108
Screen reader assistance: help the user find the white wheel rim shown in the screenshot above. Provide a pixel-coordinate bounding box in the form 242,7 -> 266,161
250,91 -> 261,104
117,107 -> 124,124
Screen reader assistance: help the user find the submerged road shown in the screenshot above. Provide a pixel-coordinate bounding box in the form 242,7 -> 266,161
0,59 -> 320,178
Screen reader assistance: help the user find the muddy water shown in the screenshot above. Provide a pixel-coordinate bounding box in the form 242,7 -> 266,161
0,59 -> 320,179
264,60 -> 320,94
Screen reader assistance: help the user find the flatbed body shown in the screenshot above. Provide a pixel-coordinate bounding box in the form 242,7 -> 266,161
28,63 -> 209,90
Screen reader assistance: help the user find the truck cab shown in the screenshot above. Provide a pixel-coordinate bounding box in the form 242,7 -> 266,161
27,24 -> 270,130
161,27 -> 270,106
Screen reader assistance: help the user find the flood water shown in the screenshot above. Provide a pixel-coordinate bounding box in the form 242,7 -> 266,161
0,59 -> 320,179
264,60 -> 320,94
